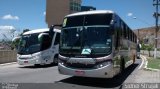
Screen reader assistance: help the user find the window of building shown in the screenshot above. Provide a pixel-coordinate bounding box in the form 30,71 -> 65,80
70,0 -> 81,11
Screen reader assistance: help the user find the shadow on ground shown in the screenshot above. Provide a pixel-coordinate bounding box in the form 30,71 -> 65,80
58,64 -> 139,88
18,63 -> 57,69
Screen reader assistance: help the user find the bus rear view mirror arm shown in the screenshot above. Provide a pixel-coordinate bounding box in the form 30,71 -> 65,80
50,24 -> 62,29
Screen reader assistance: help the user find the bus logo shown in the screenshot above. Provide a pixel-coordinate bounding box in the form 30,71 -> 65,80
81,48 -> 91,55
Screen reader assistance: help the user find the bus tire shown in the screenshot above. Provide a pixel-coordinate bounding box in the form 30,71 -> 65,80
120,57 -> 125,73
34,64 -> 40,67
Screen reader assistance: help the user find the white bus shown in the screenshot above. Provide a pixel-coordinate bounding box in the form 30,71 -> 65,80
17,27 -> 61,66
57,10 -> 137,78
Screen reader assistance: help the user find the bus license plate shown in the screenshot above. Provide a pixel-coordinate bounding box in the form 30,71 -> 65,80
24,61 -> 28,63
75,70 -> 85,75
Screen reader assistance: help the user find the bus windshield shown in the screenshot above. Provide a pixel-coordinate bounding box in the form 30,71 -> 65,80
18,33 -> 43,55
60,26 -> 112,55
61,13 -> 113,56
63,14 -> 112,27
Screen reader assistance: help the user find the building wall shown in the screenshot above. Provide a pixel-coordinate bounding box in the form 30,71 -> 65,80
46,0 -> 81,27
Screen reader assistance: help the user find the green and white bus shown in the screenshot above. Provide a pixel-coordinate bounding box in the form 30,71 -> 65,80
17,28 -> 61,66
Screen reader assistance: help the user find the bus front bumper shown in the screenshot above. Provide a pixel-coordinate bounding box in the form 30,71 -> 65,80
17,59 -> 41,65
58,63 -> 114,78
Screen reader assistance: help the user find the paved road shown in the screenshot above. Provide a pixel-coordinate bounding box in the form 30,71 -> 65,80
0,58 -> 157,89
0,64 -> 69,83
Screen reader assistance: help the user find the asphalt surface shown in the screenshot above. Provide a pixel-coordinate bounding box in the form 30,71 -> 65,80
0,58 -> 158,89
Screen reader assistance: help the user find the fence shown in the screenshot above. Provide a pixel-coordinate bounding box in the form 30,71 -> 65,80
0,50 -> 17,64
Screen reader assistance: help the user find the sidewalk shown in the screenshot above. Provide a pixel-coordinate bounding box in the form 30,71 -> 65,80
125,55 -> 160,83
0,62 -> 17,66
141,55 -> 160,72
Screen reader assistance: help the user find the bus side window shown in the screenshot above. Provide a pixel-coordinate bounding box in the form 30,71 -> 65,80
123,24 -> 127,38
54,33 -> 60,45
115,30 -> 120,50
40,34 -> 52,51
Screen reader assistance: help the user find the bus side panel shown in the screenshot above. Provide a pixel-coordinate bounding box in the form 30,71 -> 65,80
112,34 -> 121,76
121,39 -> 131,68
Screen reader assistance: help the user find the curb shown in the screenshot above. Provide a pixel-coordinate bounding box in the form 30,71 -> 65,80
141,55 -> 160,72
0,62 -> 17,66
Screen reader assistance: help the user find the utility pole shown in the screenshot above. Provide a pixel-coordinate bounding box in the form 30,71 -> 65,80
138,29 -> 139,40
153,0 -> 160,59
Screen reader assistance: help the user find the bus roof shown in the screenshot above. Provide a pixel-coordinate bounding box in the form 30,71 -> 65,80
23,28 -> 61,35
66,10 -> 114,17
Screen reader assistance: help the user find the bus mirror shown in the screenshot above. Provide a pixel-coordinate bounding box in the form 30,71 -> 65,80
12,36 -> 21,50
49,24 -> 62,36
38,33 -> 52,50
50,24 -> 62,31
38,33 -> 49,42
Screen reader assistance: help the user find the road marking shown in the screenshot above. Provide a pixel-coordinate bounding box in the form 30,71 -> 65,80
138,55 -> 145,69
142,55 -> 160,72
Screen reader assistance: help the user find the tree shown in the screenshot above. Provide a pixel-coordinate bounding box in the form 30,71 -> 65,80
141,43 -> 146,54
141,43 -> 154,57
146,44 -> 154,57
141,43 -> 146,50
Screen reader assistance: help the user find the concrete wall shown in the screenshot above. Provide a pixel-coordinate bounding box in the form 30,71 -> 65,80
141,50 -> 160,58
0,50 -> 17,64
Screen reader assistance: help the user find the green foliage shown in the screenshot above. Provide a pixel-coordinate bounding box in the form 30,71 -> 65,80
141,43 -> 154,51
146,44 -> 154,57
141,43 -> 154,57
141,43 -> 147,50
147,44 -> 154,51
147,57 -> 160,69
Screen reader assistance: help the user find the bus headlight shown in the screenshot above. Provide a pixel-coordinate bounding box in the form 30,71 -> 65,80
59,55 -> 69,61
32,54 -> 41,59
95,60 -> 112,68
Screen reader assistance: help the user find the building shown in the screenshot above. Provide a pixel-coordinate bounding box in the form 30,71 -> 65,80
46,0 -> 82,27
81,6 -> 96,11
134,26 -> 160,48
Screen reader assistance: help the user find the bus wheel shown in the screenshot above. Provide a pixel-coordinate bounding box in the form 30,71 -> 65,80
120,57 -> 125,73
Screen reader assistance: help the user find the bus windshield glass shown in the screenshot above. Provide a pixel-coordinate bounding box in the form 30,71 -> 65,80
61,26 -> 112,55
18,32 -> 48,55
61,13 -> 113,55
63,14 -> 112,27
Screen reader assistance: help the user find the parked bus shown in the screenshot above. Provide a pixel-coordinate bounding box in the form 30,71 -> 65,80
17,28 -> 61,66
58,10 -> 137,78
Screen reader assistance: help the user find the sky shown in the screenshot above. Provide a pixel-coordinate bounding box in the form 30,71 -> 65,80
0,0 -> 158,34
83,0 -> 156,30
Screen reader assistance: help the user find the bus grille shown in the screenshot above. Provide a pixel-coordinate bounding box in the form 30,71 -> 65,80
66,63 -> 95,69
